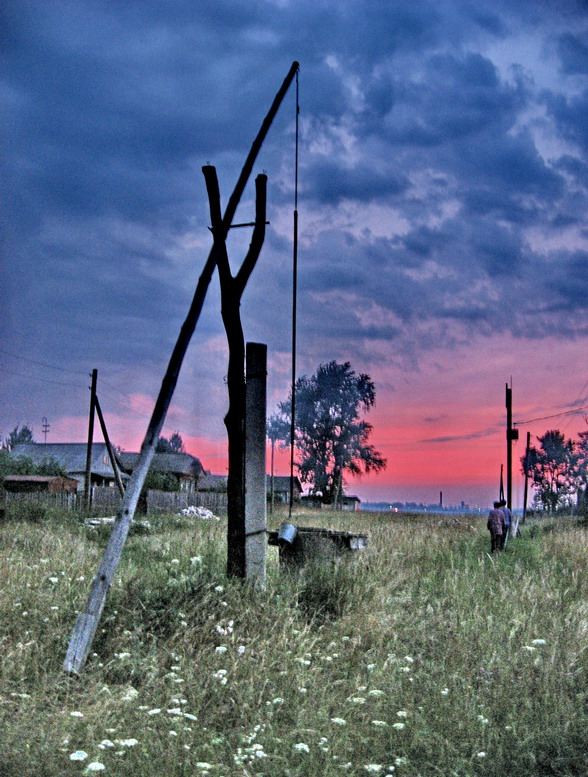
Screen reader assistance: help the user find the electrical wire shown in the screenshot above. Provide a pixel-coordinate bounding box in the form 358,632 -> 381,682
1,366 -> 87,390
514,403 -> 588,426
0,347 -> 86,375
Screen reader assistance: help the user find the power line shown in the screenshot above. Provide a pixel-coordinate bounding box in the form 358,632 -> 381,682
0,347 -> 86,376
1,366 -> 87,390
514,403 -> 588,426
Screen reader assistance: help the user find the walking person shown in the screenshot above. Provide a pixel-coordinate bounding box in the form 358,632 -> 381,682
487,501 -> 505,553
499,499 -> 512,548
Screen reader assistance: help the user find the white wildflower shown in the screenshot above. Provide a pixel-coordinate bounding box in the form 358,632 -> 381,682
396,710 -> 408,718
167,708 -> 183,715
441,687 -> 449,695
477,751 -> 486,758
183,713 -> 198,721
48,577 -> 59,584
215,646 -> 228,654
85,763 -> 106,772
477,715 -> 489,725
69,751 -> 88,761
395,757 -> 407,766
118,738 -> 138,747
404,656 -> 414,663
531,639 -> 547,645
147,708 -> 161,715
522,645 -> 536,651
294,743 -> 310,753
272,697 -> 284,705
372,720 -> 388,727
364,765 -> 384,774
170,559 -> 180,565
214,585 -> 224,593
99,740 -> 114,749
190,556 -> 202,564
237,645 -> 245,654
122,687 -> 139,701
196,764 -> 213,770
367,663 -> 376,671
331,717 -> 347,725
349,696 -> 366,704
368,689 -> 385,697
70,711 -> 84,718
392,722 -> 405,730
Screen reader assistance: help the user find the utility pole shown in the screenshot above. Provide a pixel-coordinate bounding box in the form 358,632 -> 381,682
84,369 -> 98,510
522,431 -> 531,524
505,382 -> 518,511
42,416 -> 50,444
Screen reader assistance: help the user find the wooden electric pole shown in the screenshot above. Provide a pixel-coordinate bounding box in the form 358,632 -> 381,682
522,430 -> 531,524
505,382 -> 518,511
84,369 -> 97,510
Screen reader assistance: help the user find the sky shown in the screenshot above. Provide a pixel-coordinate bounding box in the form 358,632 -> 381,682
2,0 -> 588,508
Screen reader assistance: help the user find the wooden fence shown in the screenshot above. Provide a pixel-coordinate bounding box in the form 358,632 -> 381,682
1,487 -> 227,514
147,490 -> 228,513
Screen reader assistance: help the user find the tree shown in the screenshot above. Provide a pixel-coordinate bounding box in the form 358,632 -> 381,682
4,424 -> 35,451
156,433 -> 185,453
522,429 -> 578,512
278,361 -> 387,504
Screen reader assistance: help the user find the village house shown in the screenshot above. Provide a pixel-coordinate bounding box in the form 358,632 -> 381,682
118,451 -> 204,491
199,473 -> 302,504
9,443 -> 127,492
2,474 -> 79,494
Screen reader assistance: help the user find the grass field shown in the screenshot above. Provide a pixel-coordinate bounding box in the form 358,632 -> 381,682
0,506 -> 586,777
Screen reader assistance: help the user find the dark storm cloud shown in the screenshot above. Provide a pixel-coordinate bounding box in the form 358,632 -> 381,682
1,0 -> 587,439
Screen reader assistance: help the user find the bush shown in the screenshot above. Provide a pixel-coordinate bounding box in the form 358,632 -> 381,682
6,502 -> 49,523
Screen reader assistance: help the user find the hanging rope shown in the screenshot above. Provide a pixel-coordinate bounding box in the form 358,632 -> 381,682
289,65 -> 300,517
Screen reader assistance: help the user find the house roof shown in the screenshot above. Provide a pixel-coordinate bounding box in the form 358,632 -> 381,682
3,474 -> 78,484
269,475 -> 302,492
10,443 -> 124,478
197,473 -> 228,491
119,452 -> 203,478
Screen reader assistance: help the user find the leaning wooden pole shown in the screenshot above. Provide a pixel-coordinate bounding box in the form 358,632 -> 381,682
94,395 -> 125,498
63,62 -> 299,676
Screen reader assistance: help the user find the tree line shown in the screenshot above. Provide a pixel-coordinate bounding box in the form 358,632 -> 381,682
523,428 -> 588,513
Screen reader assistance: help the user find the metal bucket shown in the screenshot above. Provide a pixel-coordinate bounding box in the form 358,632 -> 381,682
277,522 -> 298,544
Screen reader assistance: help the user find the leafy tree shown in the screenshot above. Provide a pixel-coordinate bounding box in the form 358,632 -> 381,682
156,433 -> 185,454
143,469 -> 180,492
4,424 -> 35,451
522,429 -> 578,512
278,361 -> 387,504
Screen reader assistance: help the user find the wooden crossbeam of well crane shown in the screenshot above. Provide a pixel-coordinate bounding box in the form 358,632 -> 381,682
63,61 -> 299,676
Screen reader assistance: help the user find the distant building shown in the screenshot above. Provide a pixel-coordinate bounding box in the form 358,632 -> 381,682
119,452 -> 204,491
268,475 -> 302,504
10,443 -> 127,491
198,473 -> 302,504
2,474 -> 78,493
197,473 -> 228,493
300,493 -> 360,510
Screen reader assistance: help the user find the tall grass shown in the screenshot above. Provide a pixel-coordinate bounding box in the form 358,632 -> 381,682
0,507 -> 586,776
